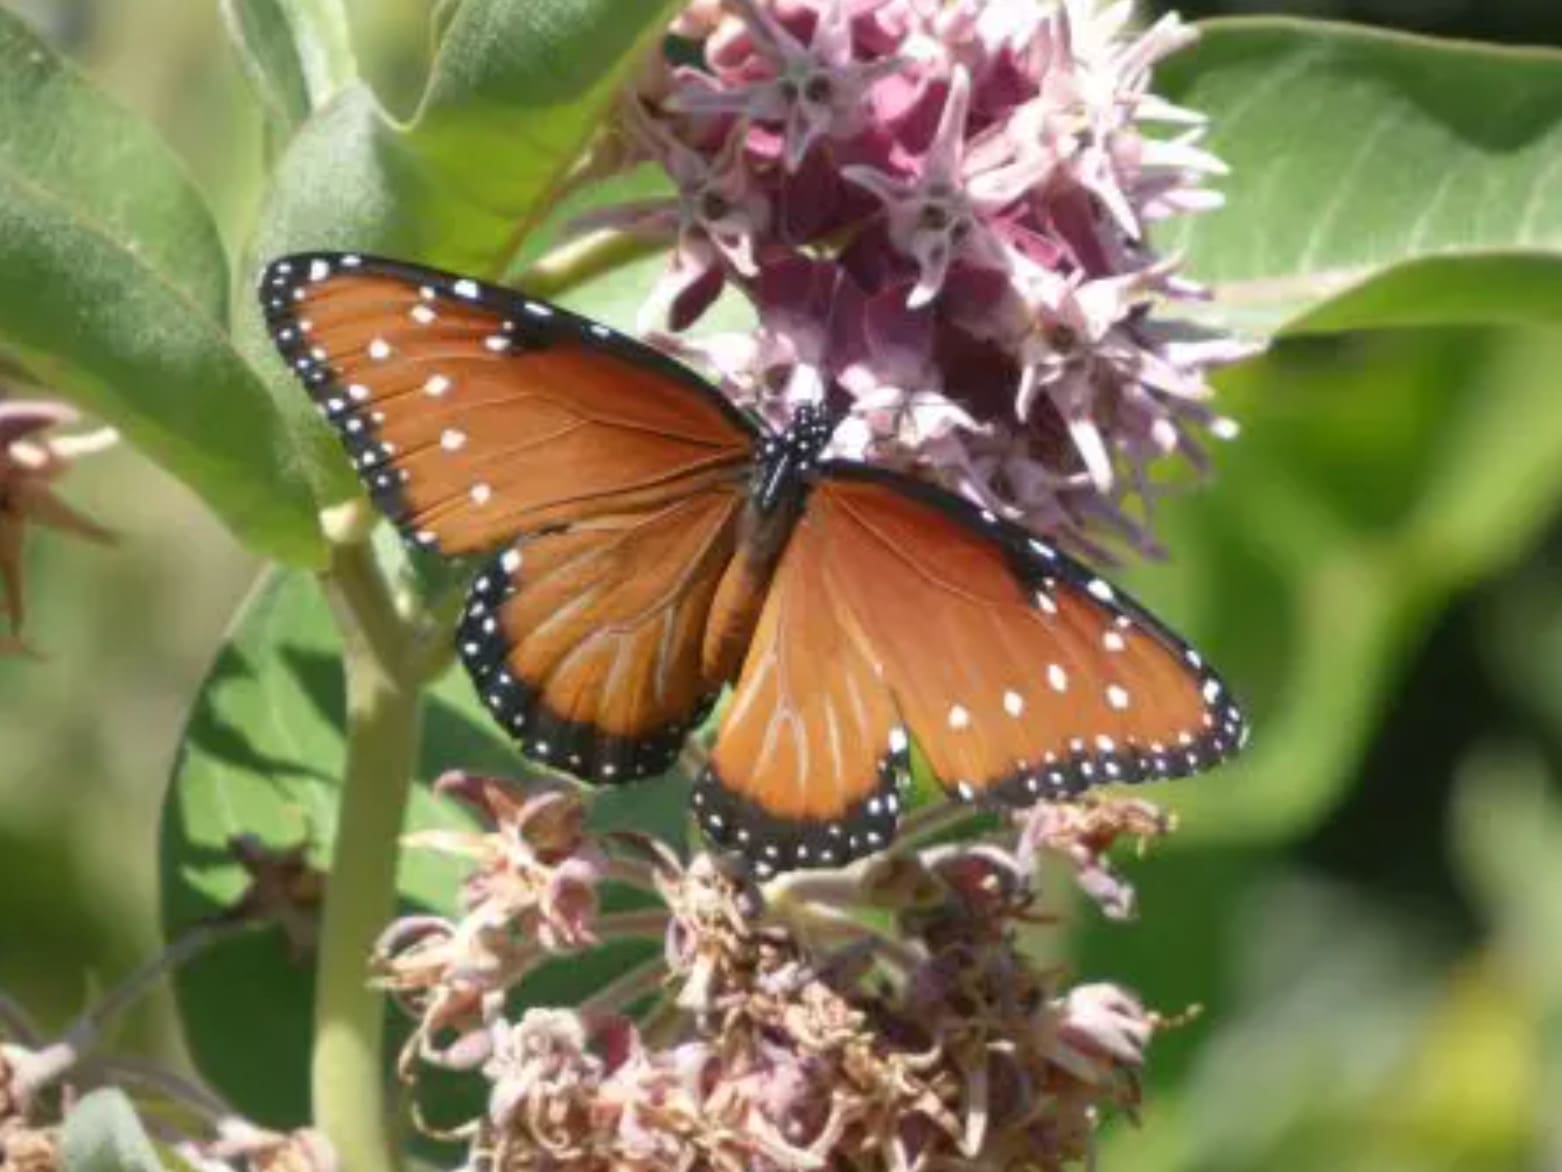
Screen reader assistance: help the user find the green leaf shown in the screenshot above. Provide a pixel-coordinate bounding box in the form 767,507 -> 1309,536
160,565 -> 678,1128
0,13 -> 223,314
0,11 -> 324,567
220,0 -> 359,143
244,0 -> 684,503
1159,19 -> 1562,335
61,1089 -> 165,1172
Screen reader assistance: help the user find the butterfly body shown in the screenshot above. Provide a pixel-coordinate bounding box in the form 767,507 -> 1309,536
261,252 -> 1247,877
750,402 -> 833,513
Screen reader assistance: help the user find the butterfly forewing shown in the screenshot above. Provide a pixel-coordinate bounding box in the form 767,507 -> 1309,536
809,466 -> 1246,806
260,253 -> 756,554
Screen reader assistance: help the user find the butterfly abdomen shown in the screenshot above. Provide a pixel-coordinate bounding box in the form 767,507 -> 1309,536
701,535 -> 779,685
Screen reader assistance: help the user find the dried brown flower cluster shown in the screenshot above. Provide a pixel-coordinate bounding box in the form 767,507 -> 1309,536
0,1039 -> 57,1172
378,772 -> 1179,1170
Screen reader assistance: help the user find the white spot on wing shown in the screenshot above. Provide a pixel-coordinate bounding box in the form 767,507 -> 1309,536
367,337 -> 391,360
1048,664 -> 1068,692
1106,684 -> 1131,710
424,374 -> 451,397
1103,630 -> 1126,652
1003,690 -> 1024,717
948,704 -> 971,730
470,482 -> 493,505
440,429 -> 466,451
1087,578 -> 1114,602
410,304 -> 436,324
453,278 -> 480,300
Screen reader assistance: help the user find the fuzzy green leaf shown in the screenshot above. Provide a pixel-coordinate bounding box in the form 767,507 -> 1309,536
1160,19 -> 1562,335
0,10 -> 324,567
220,0 -> 359,143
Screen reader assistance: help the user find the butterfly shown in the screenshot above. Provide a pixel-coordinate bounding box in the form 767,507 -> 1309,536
260,253 -> 1246,877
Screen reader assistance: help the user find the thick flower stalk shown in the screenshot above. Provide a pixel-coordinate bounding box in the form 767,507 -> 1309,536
379,771 -> 1183,1169
577,0 -> 1258,555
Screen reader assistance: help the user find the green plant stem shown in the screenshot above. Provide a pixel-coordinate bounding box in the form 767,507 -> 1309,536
313,530 -> 422,1172
515,229 -> 658,300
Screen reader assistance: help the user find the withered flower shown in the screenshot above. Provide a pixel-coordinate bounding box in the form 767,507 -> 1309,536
0,398 -> 115,638
387,761 -> 1180,1169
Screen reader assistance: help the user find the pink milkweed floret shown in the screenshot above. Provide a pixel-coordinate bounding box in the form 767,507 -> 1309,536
579,0 -> 1260,557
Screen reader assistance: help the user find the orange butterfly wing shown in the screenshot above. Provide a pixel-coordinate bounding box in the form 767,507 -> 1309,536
696,465 -> 1246,870
261,253 -> 761,780
260,253 -> 755,554
813,468 -> 1245,801
458,489 -> 745,782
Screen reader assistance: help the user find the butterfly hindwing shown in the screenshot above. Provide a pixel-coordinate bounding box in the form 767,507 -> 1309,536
458,488 -> 746,783
260,252 -> 756,555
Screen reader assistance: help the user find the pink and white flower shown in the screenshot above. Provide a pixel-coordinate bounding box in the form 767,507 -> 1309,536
575,0 -> 1257,557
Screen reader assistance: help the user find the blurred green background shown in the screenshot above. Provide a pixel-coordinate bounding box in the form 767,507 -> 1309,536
1,1 -> 1560,1170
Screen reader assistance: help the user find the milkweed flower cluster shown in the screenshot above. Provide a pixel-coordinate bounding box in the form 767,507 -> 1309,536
576,0 -> 1257,556
377,771 -> 1180,1170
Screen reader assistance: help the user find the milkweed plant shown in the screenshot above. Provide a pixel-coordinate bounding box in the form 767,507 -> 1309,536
1,0 -> 1544,1169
